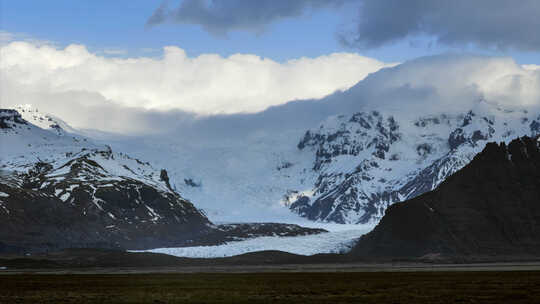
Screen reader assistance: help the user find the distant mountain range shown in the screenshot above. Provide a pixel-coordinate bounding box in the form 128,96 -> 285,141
5,94 -> 540,228
2,105 -> 540,258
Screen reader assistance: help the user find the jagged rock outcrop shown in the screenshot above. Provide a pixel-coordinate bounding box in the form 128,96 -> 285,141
284,105 -> 540,224
0,109 -> 27,129
350,136 -> 540,259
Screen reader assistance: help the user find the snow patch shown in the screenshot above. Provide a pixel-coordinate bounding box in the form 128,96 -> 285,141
59,192 -> 70,202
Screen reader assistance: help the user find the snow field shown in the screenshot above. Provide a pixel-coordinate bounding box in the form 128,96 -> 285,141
137,224 -> 374,258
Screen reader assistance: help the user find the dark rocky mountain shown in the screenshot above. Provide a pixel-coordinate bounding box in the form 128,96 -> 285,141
0,109 -> 27,129
0,157 -> 214,253
350,136 -> 540,260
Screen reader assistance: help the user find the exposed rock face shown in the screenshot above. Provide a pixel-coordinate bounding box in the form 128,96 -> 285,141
0,153 -> 214,253
350,136 -> 540,259
0,109 -> 215,253
202,223 -> 327,246
284,105 -> 540,224
0,109 -> 27,129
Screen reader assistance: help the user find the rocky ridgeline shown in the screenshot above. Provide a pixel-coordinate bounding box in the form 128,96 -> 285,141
284,105 -> 540,224
351,136 -> 540,260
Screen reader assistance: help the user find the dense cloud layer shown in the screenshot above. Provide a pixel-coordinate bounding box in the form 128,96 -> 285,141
147,0 -> 351,35
1,41 -> 538,135
0,41 -> 388,132
344,55 -> 540,115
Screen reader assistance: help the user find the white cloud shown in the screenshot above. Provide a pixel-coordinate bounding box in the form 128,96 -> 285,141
0,41 -> 391,121
523,64 -> 540,71
349,55 -> 540,116
1,39 -> 538,135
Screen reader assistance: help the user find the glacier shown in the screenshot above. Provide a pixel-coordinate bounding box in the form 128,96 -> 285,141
136,224 -> 374,258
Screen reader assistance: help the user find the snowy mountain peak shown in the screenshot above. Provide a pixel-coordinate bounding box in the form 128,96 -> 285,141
283,103 -> 540,224
298,111 -> 401,171
0,108 -> 176,196
14,105 -> 75,135
0,108 -> 221,252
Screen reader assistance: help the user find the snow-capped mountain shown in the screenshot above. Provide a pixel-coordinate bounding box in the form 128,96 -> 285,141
91,100 -> 539,227
0,108 -> 217,252
282,101 -> 540,224
4,103 -> 539,234
1,108 -> 173,193
14,104 -> 78,135
0,108 -> 327,253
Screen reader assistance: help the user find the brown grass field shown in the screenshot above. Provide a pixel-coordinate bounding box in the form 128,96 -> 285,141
1,271 -> 540,303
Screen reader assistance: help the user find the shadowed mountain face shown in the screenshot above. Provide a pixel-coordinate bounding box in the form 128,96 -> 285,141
0,156 -> 215,253
350,136 -> 540,259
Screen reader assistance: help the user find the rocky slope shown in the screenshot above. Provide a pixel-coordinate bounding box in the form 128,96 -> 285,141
350,136 -> 540,259
0,109 -> 324,253
0,109 -> 214,252
282,102 -> 540,224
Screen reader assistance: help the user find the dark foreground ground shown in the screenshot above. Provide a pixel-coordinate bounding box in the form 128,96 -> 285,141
2,271 -> 540,303
2,249 -> 540,303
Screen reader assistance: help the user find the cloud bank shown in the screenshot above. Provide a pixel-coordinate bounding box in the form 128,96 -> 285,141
0,40 -> 389,133
342,0 -> 540,51
1,42 -> 538,136
147,0 -> 351,35
341,55 -> 540,117
180,55 -> 540,152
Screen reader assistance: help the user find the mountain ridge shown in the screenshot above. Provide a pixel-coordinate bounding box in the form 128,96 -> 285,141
282,103 -> 540,224
350,135 -> 540,259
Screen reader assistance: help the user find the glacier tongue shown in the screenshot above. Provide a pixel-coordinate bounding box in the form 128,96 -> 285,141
137,224 -> 373,258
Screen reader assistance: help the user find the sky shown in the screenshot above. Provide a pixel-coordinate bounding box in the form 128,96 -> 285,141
2,0 -> 539,64
0,0 -> 539,134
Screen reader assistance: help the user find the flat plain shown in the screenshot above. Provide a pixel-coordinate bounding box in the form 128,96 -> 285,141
2,270 -> 540,303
